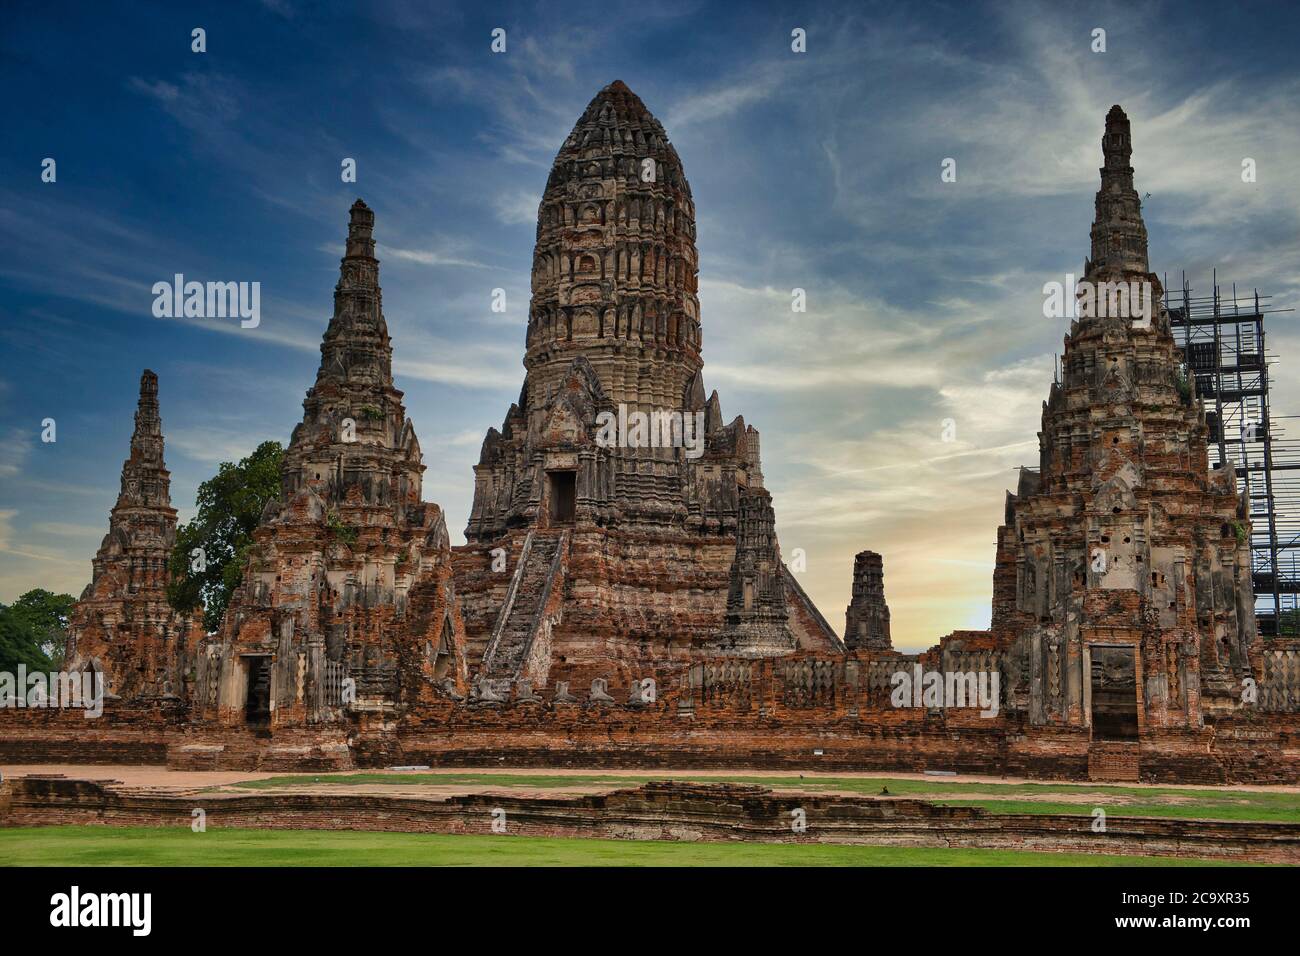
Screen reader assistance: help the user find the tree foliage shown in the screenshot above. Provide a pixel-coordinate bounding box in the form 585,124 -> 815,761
0,588 -> 76,673
167,440 -> 284,632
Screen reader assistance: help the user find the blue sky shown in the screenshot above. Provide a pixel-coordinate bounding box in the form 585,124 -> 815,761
3,0 -> 1299,651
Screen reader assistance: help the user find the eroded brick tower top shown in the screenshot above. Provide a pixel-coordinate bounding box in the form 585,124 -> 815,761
281,198 -> 425,509
90,370 -> 176,597
525,79 -> 702,413
1088,105 -> 1150,279
116,370 -> 171,513
845,550 -> 892,651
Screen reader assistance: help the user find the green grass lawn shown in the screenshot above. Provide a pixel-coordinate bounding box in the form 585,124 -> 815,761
228,772 -> 1300,823
0,826 -> 1246,867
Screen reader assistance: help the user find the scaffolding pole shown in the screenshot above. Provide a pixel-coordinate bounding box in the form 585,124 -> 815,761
1163,273 -> 1298,636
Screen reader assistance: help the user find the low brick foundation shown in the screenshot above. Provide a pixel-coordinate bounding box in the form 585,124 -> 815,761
4,698 -> 1297,784
167,727 -> 355,772
2,776 -> 1296,864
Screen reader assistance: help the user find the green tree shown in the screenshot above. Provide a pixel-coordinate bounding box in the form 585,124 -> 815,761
1279,607 -> 1300,637
0,588 -> 76,673
168,440 -> 284,632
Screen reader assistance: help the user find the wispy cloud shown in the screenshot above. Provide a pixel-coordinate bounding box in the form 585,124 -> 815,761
493,190 -> 541,226
0,427 -> 31,478
383,245 -> 493,269
167,427 -> 266,466
666,66 -> 786,127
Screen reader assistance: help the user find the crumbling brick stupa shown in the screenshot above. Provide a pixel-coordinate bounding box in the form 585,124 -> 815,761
451,81 -> 842,693
990,106 -> 1259,747
845,550 -> 891,651
188,200 -> 468,742
63,371 -> 203,703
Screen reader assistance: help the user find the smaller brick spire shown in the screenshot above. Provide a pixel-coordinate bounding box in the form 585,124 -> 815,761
115,369 -> 171,512
718,489 -> 794,655
282,200 -> 424,508
845,550 -> 892,650
67,369 -> 199,701
1087,105 -> 1150,279
312,198 -> 392,394
344,198 -> 376,261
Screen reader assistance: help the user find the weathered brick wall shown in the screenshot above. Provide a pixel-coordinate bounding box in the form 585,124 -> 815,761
165,726 -> 354,772
9,660 -> 1298,783
0,701 -> 184,764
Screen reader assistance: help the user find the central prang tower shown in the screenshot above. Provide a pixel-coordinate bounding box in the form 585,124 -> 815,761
524,80 -> 702,421
455,82 -> 842,687
466,80 -> 725,539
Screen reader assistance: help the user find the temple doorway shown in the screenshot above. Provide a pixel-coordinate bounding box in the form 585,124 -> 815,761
244,655 -> 272,725
1089,645 -> 1138,740
548,470 -> 576,524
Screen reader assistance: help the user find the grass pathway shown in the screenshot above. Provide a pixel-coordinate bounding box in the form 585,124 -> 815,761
0,826 -> 1247,867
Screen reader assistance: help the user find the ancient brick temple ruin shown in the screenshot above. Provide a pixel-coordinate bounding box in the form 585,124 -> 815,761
190,200 -> 468,739
63,371 -> 203,702
991,106 -> 1259,743
453,79 -> 841,694
9,91 -> 1298,782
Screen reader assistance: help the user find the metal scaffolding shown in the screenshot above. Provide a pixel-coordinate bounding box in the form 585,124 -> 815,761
1163,272 -> 1298,636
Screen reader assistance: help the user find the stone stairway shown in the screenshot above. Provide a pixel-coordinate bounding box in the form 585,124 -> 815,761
482,531 -> 567,679
1087,740 -> 1140,782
